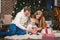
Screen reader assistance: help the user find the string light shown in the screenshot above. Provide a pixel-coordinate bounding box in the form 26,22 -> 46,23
23,2 -> 25,4
39,1 -> 41,3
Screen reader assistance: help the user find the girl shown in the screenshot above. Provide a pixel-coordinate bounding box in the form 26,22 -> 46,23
32,10 -> 47,32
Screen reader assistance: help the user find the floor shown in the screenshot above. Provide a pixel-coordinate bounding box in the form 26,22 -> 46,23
0,30 -> 60,40
0,32 -> 59,40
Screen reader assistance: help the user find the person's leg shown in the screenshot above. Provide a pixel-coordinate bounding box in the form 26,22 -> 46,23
0,24 -> 16,36
16,27 -> 26,35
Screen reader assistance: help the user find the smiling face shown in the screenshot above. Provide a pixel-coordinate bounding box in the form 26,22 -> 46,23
35,10 -> 42,19
36,15 -> 40,19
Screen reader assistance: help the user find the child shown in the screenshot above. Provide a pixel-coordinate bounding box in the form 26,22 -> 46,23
27,17 -> 38,35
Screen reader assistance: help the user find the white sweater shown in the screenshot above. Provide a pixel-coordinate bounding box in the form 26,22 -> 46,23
12,12 -> 28,30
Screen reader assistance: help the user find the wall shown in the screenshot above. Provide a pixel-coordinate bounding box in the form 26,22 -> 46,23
1,0 -> 16,15
1,0 -> 16,24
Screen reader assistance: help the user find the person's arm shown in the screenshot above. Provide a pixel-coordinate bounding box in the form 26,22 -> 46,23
16,22 -> 26,30
27,24 -> 32,32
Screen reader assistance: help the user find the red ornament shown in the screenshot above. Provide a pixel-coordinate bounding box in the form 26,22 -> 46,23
31,29 -> 37,34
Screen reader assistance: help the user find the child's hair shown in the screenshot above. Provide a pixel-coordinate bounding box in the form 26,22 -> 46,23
31,15 -> 36,19
29,16 -> 36,23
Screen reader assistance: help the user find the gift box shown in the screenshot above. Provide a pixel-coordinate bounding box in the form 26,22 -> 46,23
31,29 -> 37,34
42,34 -> 55,40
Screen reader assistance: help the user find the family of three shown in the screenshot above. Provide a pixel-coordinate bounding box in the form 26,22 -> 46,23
0,6 -> 48,36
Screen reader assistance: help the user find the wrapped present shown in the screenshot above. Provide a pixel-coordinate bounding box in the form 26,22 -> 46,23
42,34 -> 55,40
31,29 -> 37,34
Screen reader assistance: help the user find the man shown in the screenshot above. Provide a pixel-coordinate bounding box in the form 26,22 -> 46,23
0,6 -> 31,36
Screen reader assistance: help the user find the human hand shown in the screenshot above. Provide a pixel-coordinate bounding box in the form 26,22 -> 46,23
36,28 -> 42,31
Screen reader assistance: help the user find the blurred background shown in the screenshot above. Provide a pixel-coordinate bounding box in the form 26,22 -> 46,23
0,0 -> 60,32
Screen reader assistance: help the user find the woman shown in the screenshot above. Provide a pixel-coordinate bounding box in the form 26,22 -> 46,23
32,10 -> 47,30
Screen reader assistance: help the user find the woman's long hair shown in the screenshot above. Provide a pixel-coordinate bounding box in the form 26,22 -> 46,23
32,10 -> 47,28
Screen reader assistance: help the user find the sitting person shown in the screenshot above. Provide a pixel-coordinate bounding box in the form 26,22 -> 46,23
32,10 -> 47,32
27,17 -> 38,35
0,6 -> 31,36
